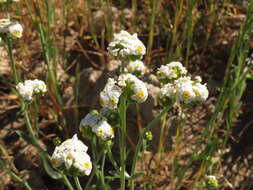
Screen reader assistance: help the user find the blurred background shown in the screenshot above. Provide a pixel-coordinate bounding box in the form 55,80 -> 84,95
1,0 -> 253,189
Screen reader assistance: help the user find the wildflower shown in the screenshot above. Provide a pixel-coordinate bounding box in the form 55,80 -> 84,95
16,82 -> 34,101
119,73 -> 148,103
159,83 -> 176,100
8,22 -> 23,38
174,77 -> 208,104
80,112 -> 114,140
99,78 -> 122,109
51,134 -> 92,176
0,19 -> 23,38
107,30 -> 146,59
126,60 -> 146,75
192,82 -> 208,102
205,175 -> 218,189
157,61 -> 187,83
29,79 -> 47,94
16,79 -> 47,101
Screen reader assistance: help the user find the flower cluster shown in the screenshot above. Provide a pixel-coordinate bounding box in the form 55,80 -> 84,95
158,62 -> 208,104
126,60 -> 146,76
80,111 -> 114,140
99,73 -> 148,109
157,61 -> 187,83
0,19 -> 23,38
99,78 -> 122,109
16,79 -> 47,101
51,134 -> 92,176
107,30 -> 146,60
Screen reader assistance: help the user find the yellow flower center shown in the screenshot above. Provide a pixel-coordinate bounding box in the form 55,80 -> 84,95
110,127 -> 114,135
66,155 -> 73,160
182,91 -> 191,99
129,65 -> 134,71
137,91 -> 145,99
51,158 -> 57,166
109,98 -> 117,105
136,45 -> 143,54
11,31 -> 21,37
193,89 -> 200,96
98,128 -> 104,136
84,161 -> 90,169
99,97 -> 104,105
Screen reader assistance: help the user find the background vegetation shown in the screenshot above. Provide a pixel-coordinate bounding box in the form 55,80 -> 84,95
1,0 -> 253,189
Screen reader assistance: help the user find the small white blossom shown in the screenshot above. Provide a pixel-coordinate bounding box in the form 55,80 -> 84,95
16,82 -> 34,101
174,77 -> 208,104
92,120 -> 114,140
118,73 -> 148,103
8,22 -> 23,38
195,76 -> 202,83
159,83 -> 176,100
80,112 -> 115,140
157,61 -> 187,82
99,78 -> 122,109
51,134 -> 92,176
16,79 -> 47,101
126,60 -> 146,75
28,79 -> 47,94
107,30 -> 146,58
192,82 -> 209,102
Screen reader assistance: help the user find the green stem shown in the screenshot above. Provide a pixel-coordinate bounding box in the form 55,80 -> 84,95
119,92 -> 127,190
101,151 -> 106,189
6,38 -> 19,84
62,175 -> 74,190
74,177 -> 83,190
130,102 -> 174,190
106,144 -> 119,171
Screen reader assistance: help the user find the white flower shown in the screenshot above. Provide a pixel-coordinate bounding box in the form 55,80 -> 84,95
28,79 -> 47,94
80,112 -> 115,140
80,112 -> 105,128
51,134 -> 92,176
8,22 -> 23,38
0,19 -> 23,38
192,82 -> 209,102
16,79 -> 47,100
92,120 -> 114,140
159,83 -> 176,99
16,82 -> 34,101
131,79 -> 148,103
99,78 -> 122,109
174,76 -> 208,104
195,76 -> 202,83
157,61 -> 187,82
118,73 -> 148,103
126,60 -> 146,75
107,30 -> 146,58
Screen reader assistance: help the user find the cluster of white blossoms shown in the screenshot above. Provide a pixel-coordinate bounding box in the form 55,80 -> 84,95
0,19 -> 23,38
158,62 -> 208,104
80,112 -> 114,140
126,60 -> 146,75
99,73 -> 148,108
51,134 -> 92,176
16,79 -> 47,101
107,30 -> 146,59
118,73 -> 148,103
99,78 -> 122,109
157,61 -> 187,83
